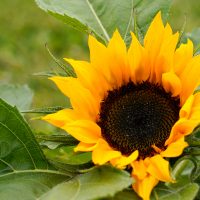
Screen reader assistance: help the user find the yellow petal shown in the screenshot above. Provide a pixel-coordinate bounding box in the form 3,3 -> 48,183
50,76 -> 99,119
166,118 -> 198,145
179,55 -> 200,104
180,95 -> 194,118
64,58 -> 108,99
42,109 -> 79,128
144,12 -> 164,54
111,150 -> 139,169
189,92 -> 200,120
161,137 -> 188,157
88,35 -> 113,86
132,159 -> 148,180
144,12 -> 165,81
107,30 -> 129,85
62,120 -> 101,143
128,32 -> 147,83
132,174 -> 158,200
147,155 -> 173,182
92,139 -> 121,165
162,72 -> 182,97
74,142 -> 98,152
154,31 -> 179,83
144,12 -> 179,84
167,92 -> 200,144
174,39 -> 194,75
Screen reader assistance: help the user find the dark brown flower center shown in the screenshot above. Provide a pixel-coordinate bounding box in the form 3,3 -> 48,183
98,81 -> 180,158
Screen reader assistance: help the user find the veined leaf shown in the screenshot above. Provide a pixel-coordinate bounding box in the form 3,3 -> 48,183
151,158 -> 199,200
152,183 -> 199,200
0,84 -> 33,111
35,0 -> 172,45
40,165 -> 133,200
0,99 -> 71,200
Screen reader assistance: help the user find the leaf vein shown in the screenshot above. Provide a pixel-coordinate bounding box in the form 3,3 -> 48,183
85,0 -> 110,42
0,121 -> 37,169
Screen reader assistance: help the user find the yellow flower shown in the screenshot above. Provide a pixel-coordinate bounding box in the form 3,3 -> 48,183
43,12 -> 200,200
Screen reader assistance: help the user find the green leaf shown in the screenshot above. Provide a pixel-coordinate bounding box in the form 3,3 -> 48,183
33,71 -> 67,77
43,146 -> 92,173
22,106 -> 66,114
152,158 -> 199,200
184,28 -> 200,55
0,84 -> 33,111
0,171 -> 70,200
40,165 -> 133,200
152,183 -> 199,200
0,99 -> 71,200
101,189 -> 140,200
35,0 -> 172,45
186,125 -> 200,146
45,44 -> 76,77
135,0 -> 172,36
36,134 -> 78,145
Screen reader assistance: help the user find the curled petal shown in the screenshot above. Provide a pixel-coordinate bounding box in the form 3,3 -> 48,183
92,139 -> 121,165
147,155 -> 173,182
162,137 -> 188,157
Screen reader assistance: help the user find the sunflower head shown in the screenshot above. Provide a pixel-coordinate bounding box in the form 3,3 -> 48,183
43,12 -> 200,200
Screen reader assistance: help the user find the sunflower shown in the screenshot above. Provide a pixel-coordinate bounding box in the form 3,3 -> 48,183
43,12 -> 200,200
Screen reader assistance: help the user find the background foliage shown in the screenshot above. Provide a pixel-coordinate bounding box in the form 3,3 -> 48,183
1,0 -> 200,111
1,0 -> 200,199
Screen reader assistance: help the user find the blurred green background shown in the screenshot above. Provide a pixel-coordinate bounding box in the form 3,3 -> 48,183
0,0 -> 200,130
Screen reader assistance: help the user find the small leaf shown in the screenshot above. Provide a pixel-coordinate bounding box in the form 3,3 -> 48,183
0,99 -> 71,200
48,159 -> 93,174
0,84 -> 33,111
36,134 -> 78,145
186,125 -> 200,146
43,146 -> 92,172
40,165 -> 133,200
33,71 -> 67,77
45,44 -> 76,77
193,85 -> 200,95
35,0 -> 172,45
40,141 -> 64,150
184,28 -> 200,54
22,106 -> 67,114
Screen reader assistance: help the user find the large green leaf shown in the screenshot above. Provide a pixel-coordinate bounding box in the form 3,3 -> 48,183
0,84 -> 33,111
152,159 -> 199,200
35,0 -> 172,44
152,183 -> 199,200
0,99 -> 71,200
40,165 -> 133,200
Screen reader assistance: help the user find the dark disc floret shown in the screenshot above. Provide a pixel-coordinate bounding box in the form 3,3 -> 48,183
98,81 -> 180,159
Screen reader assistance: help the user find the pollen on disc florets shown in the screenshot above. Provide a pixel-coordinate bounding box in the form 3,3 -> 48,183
98,81 -> 180,159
